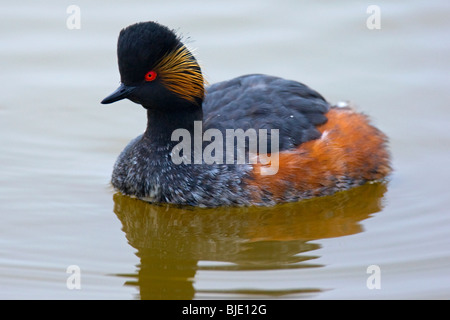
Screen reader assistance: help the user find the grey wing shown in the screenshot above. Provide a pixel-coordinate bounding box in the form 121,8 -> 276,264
202,74 -> 330,152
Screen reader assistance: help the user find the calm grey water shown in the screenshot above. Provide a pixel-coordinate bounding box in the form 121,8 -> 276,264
1,0 -> 450,299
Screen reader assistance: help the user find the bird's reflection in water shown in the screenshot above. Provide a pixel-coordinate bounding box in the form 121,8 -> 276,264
113,182 -> 387,299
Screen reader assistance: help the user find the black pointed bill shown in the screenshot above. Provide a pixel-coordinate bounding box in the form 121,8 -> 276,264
101,83 -> 137,104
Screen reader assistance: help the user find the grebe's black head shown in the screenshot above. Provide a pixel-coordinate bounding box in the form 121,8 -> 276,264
101,21 -> 204,110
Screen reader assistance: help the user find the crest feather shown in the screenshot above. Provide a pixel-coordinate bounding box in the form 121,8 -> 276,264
154,45 -> 205,103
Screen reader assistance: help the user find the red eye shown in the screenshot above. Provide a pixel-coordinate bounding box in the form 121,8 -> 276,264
145,70 -> 157,81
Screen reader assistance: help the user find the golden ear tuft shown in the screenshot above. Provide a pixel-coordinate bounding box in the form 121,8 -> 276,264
154,46 -> 205,103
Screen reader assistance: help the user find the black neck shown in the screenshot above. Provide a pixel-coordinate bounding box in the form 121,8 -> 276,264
144,106 -> 203,146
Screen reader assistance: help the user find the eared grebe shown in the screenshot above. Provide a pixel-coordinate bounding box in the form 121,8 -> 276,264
101,21 -> 391,207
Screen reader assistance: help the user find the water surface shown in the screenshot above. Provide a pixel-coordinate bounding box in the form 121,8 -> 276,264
1,0 -> 450,299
